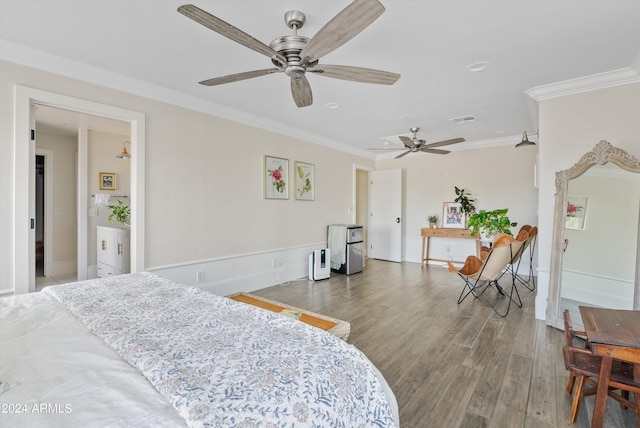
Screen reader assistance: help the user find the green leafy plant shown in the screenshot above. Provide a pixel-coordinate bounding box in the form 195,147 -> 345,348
467,208 -> 517,238
427,213 -> 439,224
107,200 -> 131,225
454,186 -> 476,216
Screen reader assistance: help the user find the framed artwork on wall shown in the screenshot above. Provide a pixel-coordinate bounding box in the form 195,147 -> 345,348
565,194 -> 587,230
295,161 -> 314,201
443,202 -> 465,229
264,156 -> 289,199
99,172 -> 116,190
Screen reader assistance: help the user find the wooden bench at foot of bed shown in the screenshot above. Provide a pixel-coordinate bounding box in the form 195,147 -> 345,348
228,292 -> 350,341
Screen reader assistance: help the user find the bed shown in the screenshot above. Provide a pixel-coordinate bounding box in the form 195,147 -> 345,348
0,273 -> 398,427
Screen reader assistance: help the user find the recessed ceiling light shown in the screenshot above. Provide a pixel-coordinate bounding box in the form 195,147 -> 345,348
325,102 -> 340,109
467,61 -> 489,72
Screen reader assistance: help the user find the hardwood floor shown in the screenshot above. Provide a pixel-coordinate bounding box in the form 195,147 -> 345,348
251,259 -> 638,428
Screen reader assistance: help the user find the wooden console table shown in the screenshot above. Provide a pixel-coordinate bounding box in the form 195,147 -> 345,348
421,228 -> 480,265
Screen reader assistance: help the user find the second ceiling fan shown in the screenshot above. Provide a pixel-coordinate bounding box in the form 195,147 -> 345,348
178,0 -> 400,108
371,127 -> 465,159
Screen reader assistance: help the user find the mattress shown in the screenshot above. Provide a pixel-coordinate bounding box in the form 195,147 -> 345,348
1,273 -> 398,427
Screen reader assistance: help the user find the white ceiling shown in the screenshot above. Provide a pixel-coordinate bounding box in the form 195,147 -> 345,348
1,0 -> 639,157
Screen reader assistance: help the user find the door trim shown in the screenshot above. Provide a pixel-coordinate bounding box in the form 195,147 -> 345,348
14,85 -> 146,294
35,148 -> 54,278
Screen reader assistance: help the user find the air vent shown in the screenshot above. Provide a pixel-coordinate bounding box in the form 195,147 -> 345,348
450,115 -> 475,124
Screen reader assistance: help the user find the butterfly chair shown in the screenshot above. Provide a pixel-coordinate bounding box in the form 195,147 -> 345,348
479,228 -> 528,261
496,228 -> 530,286
447,234 -> 523,317
516,226 -> 537,291
562,310 -> 640,423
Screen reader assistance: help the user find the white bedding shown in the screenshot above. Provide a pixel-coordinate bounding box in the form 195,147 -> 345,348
0,289 -> 187,427
1,273 -> 398,427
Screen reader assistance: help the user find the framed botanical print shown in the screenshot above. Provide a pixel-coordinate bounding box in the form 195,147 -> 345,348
295,161 -> 314,201
99,172 -> 116,190
264,156 -> 289,199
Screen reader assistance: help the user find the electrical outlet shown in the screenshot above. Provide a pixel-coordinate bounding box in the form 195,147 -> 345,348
277,258 -> 283,269
196,271 -> 204,283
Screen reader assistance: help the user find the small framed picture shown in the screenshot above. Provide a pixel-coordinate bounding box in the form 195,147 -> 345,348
443,202 -> 465,229
264,156 -> 289,199
566,195 -> 587,230
295,161 -> 314,201
99,172 -> 116,190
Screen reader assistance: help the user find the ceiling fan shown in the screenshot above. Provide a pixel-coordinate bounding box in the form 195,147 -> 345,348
177,0 -> 400,108
370,127 -> 465,159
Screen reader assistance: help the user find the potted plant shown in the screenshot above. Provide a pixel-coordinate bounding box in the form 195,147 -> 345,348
108,200 -> 131,227
467,208 -> 517,240
427,213 -> 439,228
454,186 -> 476,217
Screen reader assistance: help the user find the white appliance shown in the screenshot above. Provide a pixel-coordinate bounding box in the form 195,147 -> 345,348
309,248 -> 330,281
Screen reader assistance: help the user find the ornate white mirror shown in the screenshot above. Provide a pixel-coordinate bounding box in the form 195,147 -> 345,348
546,141 -> 640,329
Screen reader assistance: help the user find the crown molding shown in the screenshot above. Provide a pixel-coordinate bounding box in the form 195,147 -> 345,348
525,67 -> 640,102
0,40 -> 370,158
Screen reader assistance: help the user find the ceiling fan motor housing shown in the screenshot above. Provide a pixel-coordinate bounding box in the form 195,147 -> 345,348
269,35 -> 320,79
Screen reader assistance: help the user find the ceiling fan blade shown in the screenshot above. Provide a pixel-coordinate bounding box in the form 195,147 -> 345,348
299,0 -> 385,65
308,64 -> 400,85
395,150 -> 412,159
420,148 -> 451,155
399,135 -> 416,149
425,137 -> 466,148
291,76 -> 313,108
178,4 -> 286,64
199,69 -> 280,86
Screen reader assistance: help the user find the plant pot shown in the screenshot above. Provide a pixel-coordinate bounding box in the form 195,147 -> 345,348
429,223 -> 437,229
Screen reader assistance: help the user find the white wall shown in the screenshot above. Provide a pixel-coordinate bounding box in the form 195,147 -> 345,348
0,60 -> 374,293
375,144 -> 539,265
535,82 -> 640,320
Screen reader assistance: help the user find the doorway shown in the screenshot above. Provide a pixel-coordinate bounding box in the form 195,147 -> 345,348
35,154 -> 45,277
13,85 -> 146,295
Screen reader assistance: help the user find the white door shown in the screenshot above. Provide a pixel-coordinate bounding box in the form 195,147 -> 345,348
368,169 -> 402,262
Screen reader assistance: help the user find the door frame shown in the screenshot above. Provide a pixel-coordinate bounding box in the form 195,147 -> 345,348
353,163 -> 373,258
35,148 -> 54,278
14,85 -> 146,294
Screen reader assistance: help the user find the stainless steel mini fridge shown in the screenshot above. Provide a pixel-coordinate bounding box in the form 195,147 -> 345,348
328,224 -> 364,275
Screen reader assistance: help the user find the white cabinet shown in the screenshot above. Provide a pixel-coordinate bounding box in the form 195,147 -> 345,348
97,226 -> 130,278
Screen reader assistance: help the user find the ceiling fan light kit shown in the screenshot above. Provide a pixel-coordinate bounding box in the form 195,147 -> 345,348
178,0 -> 400,108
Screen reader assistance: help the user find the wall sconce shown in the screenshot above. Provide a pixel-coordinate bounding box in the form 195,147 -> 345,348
515,132 -> 536,148
116,141 -> 131,159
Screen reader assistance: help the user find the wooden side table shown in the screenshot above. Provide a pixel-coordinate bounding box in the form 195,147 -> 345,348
421,228 -> 481,265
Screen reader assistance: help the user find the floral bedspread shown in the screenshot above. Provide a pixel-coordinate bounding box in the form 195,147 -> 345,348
44,273 -> 396,427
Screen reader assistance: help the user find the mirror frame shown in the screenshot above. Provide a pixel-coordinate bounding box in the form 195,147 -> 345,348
546,140 -> 640,329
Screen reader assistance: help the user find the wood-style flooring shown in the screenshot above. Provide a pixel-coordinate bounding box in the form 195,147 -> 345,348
251,259 -> 638,428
